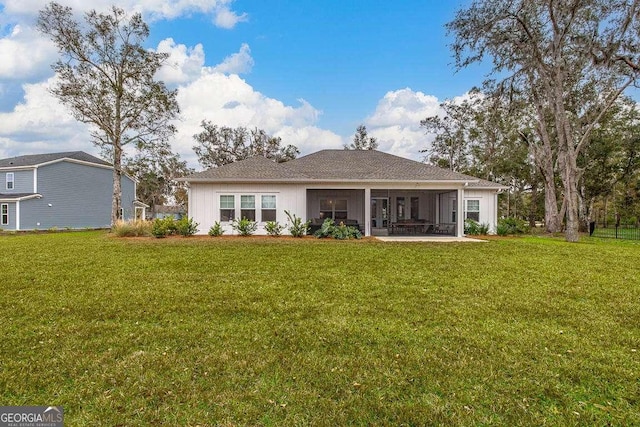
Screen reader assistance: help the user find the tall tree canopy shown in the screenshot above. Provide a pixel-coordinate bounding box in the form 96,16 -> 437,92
344,125 -> 378,150
125,142 -> 193,215
448,0 -> 640,241
193,121 -> 299,169
38,3 -> 179,226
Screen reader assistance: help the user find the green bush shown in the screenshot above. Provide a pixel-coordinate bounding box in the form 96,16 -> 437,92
285,210 -> 310,237
314,218 -> 336,238
464,219 -> 490,236
112,220 -> 153,237
232,217 -> 258,236
152,217 -> 177,238
497,217 -> 530,235
208,221 -> 224,237
265,221 -> 285,236
478,222 -> 490,235
176,217 -> 199,237
314,218 -> 362,240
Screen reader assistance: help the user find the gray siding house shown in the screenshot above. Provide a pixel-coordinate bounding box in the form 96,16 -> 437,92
0,151 -> 144,231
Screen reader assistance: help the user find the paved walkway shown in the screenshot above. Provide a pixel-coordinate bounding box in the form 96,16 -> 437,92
375,236 -> 488,243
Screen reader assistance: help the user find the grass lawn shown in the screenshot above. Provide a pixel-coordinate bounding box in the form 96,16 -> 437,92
0,232 -> 639,426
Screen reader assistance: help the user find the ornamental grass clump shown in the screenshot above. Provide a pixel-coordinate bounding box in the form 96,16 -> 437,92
112,219 -> 152,237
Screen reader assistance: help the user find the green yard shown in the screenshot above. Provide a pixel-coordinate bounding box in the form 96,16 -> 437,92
0,232 -> 638,426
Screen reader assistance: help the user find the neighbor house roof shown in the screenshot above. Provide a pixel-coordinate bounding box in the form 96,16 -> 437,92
184,149 -> 506,188
0,151 -> 110,168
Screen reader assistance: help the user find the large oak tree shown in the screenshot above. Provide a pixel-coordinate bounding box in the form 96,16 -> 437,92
193,121 -> 299,169
38,3 -> 179,226
448,0 -> 640,241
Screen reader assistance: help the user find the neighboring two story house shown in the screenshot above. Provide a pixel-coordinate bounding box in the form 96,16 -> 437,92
0,151 -> 144,231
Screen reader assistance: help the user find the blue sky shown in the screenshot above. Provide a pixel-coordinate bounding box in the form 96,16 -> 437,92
0,0 -> 486,167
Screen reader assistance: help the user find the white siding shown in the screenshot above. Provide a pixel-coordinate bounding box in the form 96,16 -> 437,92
190,183 -> 306,235
463,189 -> 500,234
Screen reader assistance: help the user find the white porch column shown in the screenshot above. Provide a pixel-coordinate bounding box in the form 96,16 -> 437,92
364,187 -> 371,237
16,200 -> 20,231
457,187 -> 464,237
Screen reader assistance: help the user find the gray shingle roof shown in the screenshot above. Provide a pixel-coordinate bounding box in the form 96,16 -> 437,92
466,178 -> 508,189
286,150 -> 476,181
0,151 -> 110,168
185,155 -> 301,181
184,150 -> 505,185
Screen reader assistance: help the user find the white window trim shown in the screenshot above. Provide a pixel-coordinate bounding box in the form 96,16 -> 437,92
219,194 -> 236,222
465,199 -> 480,221
240,195 -> 256,221
1,203 -> 8,226
260,195 -> 277,223
6,172 -> 14,190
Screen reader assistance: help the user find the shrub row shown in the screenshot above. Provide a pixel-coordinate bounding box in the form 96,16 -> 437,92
208,211 -> 311,237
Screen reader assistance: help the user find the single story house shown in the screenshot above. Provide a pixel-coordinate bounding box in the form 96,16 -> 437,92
0,151 -> 146,231
182,150 -> 506,237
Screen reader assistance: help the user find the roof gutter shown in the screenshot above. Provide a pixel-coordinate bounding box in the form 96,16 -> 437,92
0,194 -> 43,202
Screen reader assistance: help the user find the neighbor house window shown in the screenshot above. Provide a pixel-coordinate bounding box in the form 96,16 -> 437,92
240,195 -> 256,221
1,204 -> 8,225
6,172 -> 14,190
320,199 -> 348,220
466,200 -> 480,222
220,195 -> 235,221
261,195 -> 277,222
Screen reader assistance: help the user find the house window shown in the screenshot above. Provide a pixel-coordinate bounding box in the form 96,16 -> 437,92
466,200 -> 480,222
6,172 -> 14,190
1,204 -> 8,225
240,195 -> 256,221
320,199 -> 348,220
220,195 -> 235,221
410,197 -> 420,221
261,195 -> 277,222
396,197 -> 405,220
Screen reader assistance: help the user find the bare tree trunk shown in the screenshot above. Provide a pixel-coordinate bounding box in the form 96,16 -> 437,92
562,152 -> 580,242
529,183 -> 538,228
111,143 -> 122,227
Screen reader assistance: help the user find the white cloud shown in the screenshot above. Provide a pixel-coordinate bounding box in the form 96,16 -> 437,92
1,0 -> 247,28
214,5 -> 248,29
175,71 -> 342,166
0,25 -> 58,80
365,88 -> 443,161
0,77 -> 93,159
210,43 -> 254,75
155,38 -> 206,85
367,88 -> 440,127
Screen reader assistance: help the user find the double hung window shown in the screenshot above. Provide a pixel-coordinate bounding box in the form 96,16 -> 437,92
220,195 -> 235,221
